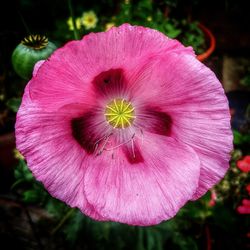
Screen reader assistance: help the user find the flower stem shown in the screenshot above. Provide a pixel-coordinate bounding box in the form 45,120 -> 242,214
51,208 -> 75,235
10,179 -> 25,190
136,227 -> 144,250
18,10 -> 31,34
67,0 -> 79,40
205,225 -> 212,250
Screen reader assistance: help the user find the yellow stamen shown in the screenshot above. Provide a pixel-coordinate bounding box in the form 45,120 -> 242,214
105,99 -> 135,129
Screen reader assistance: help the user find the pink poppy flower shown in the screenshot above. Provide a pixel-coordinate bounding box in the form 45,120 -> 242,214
237,156 -> 250,173
15,24 -> 233,225
237,199 -> 250,214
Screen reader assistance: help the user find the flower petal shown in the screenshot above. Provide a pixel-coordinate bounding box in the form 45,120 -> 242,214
134,106 -> 172,136
130,54 -> 233,199
237,156 -> 250,173
78,24 -> 194,71
28,24 -> 194,111
15,91 -> 105,220
237,206 -> 250,214
83,133 -> 200,226
33,60 -> 45,77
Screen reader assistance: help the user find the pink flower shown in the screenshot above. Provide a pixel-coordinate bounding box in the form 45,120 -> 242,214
237,199 -> 250,214
237,156 -> 250,173
15,24 -> 233,225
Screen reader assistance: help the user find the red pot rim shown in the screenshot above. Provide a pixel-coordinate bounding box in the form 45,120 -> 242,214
196,23 -> 216,62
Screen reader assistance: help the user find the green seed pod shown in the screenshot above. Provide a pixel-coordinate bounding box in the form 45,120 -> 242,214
12,35 -> 57,80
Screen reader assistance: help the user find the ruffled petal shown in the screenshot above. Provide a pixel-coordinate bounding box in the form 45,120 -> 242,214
83,133 -> 200,226
15,90 -> 105,220
129,53 -> 233,199
28,24 -> 194,111
77,24 -> 194,73
28,46 -> 95,111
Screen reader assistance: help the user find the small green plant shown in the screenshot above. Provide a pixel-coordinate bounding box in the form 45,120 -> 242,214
240,68 -> 250,88
110,0 -> 206,54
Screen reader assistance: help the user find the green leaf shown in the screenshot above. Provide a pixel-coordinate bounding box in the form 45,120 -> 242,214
14,159 -> 34,182
63,210 -> 85,244
233,130 -> 243,145
233,130 -> 250,145
240,75 -> 250,87
6,97 -> 21,112
23,190 -> 39,203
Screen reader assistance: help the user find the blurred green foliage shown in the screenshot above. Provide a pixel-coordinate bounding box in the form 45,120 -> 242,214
5,97 -> 21,113
240,68 -> 250,88
109,0 -> 206,54
233,130 -> 250,145
52,0 -> 206,54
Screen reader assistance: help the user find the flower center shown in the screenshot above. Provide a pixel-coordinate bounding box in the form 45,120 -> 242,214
105,99 -> 135,129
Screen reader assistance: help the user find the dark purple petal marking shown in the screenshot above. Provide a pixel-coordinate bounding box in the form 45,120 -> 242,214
92,68 -> 126,96
122,144 -> 144,164
139,108 -> 172,136
71,113 -> 97,154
